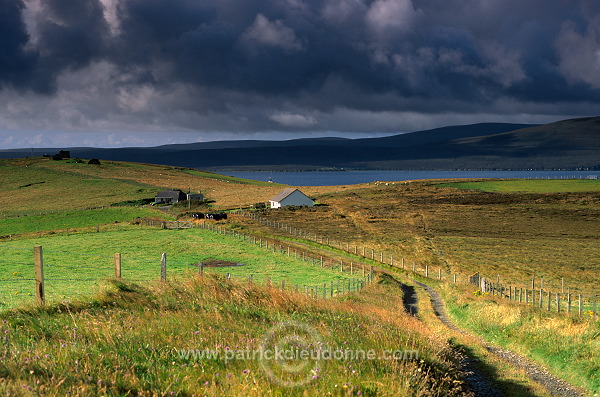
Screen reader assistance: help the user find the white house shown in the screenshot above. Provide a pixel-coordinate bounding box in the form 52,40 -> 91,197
269,188 -> 314,208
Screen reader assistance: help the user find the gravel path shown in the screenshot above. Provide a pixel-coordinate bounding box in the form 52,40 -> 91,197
400,279 -> 503,396
412,279 -> 585,397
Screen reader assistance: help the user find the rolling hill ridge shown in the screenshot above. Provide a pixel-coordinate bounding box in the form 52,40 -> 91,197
2,117 -> 599,170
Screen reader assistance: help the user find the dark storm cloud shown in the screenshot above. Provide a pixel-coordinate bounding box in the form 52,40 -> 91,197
0,0 -> 38,89
110,0 -> 600,108
0,0 -> 110,93
2,0 -> 600,139
38,0 -> 110,67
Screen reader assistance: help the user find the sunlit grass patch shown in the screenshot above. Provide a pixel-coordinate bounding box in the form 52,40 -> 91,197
442,283 -> 600,395
0,275 -> 469,396
0,227 -> 360,309
438,179 -> 600,193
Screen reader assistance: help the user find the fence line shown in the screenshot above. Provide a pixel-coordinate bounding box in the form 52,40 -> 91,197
238,210 -> 599,319
2,232 -> 372,310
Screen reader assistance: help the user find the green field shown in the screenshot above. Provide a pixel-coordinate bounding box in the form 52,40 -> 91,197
0,163 -> 159,215
183,169 -> 283,186
438,178 -> 600,192
0,207 -> 168,236
0,227 -> 360,309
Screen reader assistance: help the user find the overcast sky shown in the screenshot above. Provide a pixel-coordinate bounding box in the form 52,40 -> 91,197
1,0 -> 599,148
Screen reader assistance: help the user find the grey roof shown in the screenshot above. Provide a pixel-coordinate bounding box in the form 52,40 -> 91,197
270,188 -> 302,202
156,190 -> 185,199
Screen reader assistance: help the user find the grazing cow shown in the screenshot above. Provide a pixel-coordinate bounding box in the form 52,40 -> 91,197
191,213 -> 205,219
206,213 -> 227,220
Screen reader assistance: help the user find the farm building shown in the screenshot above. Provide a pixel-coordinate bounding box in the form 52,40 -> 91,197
155,190 -> 204,204
269,188 -> 314,208
186,193 -> 204,202
155,190 -> 188,204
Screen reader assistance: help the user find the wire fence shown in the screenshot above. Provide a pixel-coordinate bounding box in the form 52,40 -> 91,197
0,222 -> 371,310
238,210 -> 599,319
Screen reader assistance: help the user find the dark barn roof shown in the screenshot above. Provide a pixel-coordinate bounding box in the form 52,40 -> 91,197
156,189 -> 187,201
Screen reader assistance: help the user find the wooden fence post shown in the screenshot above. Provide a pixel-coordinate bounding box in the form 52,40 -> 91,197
517,287 -> 520,303
161,253 -> 167,282
199,262 -> 204,276
539,288 -> 543,308
425,265 -> 429,278
114,253 -> 122,279
34,246 -> 45,305
547,291 -> 551,311
578,295 -> 583,317
556,293 -> 560,313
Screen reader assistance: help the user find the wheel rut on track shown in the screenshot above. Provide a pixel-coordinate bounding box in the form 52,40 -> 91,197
412,279 -> 585,397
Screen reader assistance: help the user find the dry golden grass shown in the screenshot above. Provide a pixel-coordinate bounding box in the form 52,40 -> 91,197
257,180 -> 600,294
442,282 -> 600,394
0,274 -> 471,396
33,158 -> 357,209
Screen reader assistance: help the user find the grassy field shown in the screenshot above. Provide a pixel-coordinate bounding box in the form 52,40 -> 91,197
256,179 -> 600,294
18,157 -> 292,209
0,157 -> 359,212
0,207 -> 168,236
0,163 -> 158,215
0,226 -> 360,309
0,275 -> 472,396
440,282 -> 600,394
182,169 -> 285,187
2,158 -> 598,395
249,179 -> 599,395
437,179 -> 600,193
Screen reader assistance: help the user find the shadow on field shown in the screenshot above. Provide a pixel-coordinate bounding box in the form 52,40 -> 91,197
454,342 -> 539,397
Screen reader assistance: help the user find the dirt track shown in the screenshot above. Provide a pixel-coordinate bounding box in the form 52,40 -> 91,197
411,279 -> 585,397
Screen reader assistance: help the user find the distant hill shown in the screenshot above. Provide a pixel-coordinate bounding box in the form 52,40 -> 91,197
2,118 -> 599,170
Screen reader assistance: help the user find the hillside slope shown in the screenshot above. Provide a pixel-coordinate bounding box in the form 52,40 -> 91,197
3,117 -> 599,170
1,122 -> 534,169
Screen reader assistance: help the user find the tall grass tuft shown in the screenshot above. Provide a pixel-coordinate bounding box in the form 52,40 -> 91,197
441,283 -> 600,395
0,275 -> 471,396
